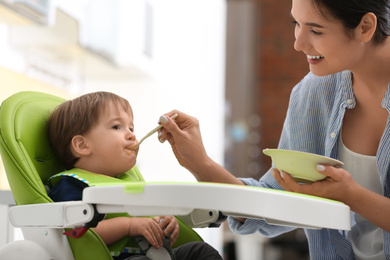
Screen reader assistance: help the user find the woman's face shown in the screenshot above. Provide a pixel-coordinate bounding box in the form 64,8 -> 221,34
291,0 -> 365,76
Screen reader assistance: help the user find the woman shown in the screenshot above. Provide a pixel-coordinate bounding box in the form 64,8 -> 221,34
158,0 -> 390,259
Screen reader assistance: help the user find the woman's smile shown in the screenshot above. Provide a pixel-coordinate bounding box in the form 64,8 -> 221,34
307,54 -> 324,64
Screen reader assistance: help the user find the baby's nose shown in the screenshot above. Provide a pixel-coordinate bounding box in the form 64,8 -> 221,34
127,130 -> 136,140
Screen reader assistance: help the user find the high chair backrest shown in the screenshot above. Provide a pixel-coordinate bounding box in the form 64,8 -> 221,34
0,91 -> 66,205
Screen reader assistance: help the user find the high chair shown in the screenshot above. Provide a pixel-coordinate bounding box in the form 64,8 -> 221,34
0,91 -> 351,260
0,91 -> 221,260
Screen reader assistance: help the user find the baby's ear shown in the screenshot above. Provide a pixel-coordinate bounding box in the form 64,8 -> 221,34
71,135 -> 91,157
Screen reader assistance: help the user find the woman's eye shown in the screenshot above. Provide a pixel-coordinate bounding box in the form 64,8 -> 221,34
311,29 -> 323,35
292,20 -> 299,27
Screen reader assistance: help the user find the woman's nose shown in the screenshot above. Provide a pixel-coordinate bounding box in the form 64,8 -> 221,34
294,27 -> 306,52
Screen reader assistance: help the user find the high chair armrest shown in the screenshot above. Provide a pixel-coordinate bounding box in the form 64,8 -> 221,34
179,209 -> 227,228
9,201 -> 94,228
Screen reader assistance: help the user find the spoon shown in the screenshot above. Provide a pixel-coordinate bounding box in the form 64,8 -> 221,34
132,113 -> 178,149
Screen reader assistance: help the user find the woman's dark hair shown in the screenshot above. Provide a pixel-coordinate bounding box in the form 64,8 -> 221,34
310,0 -> 390,44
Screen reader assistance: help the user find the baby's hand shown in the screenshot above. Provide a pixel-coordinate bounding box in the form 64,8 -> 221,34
153,215 -> 180,246
128,218 -> 164,248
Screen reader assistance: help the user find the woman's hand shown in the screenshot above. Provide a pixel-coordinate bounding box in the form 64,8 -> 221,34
272,165 -> 390,232
271,165 -> 356,204
153,215 -> 180,246
158,110 -> 210,174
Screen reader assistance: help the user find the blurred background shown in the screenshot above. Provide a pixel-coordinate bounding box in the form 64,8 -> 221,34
0,0 -> 310,259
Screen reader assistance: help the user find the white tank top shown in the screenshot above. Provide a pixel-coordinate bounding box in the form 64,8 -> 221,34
338,137 -> 384,260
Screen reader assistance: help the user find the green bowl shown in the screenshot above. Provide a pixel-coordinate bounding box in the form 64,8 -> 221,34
263,149 -> 344,183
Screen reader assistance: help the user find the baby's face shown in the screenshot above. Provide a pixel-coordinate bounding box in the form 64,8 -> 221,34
82,102 -> 138,177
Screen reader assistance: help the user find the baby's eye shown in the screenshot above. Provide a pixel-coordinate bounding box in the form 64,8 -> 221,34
112,124 -> 121,130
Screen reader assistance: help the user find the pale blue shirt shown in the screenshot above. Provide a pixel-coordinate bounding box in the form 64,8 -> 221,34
228,70 -> 390,259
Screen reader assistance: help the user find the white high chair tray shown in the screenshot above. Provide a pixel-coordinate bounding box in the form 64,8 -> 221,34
82,182 -> 351,230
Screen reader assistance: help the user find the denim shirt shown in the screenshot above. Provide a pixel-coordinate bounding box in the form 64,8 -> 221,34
228,70 -> 390,259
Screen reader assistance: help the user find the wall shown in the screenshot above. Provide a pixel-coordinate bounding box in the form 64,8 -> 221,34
224,0 -> 309,180
255,0 -> 309,175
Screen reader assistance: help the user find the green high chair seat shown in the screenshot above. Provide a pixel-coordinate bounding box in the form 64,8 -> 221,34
0,91 -> 203,260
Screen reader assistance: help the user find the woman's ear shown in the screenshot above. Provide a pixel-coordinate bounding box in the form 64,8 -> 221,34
358,12 -> 377,43
71,135 -> 91,157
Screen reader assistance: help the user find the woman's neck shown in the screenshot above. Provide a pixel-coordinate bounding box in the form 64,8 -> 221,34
350,39 -> 390,96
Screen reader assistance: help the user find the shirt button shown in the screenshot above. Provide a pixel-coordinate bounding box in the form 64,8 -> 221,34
347,99 -> 353,104
331,132 -> 336,138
